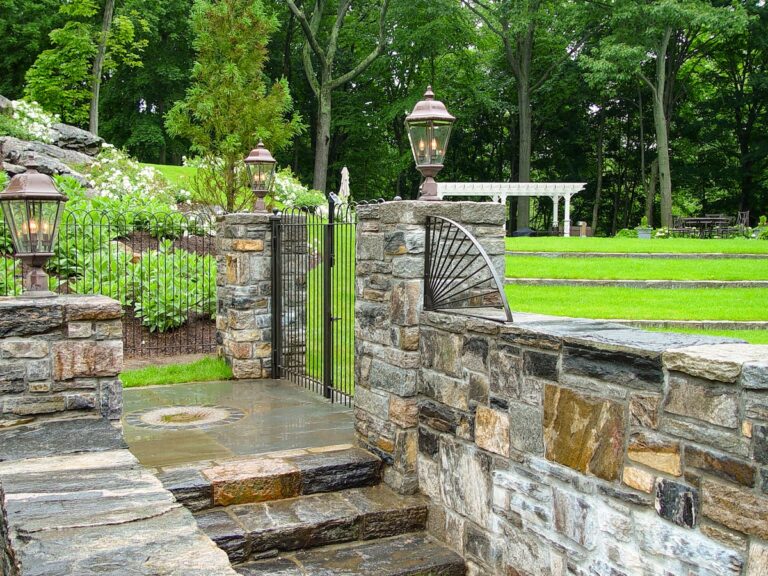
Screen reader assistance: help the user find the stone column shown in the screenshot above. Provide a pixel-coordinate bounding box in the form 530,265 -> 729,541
353,200 -> 506,494
564,193 -> 572,237
0,295 -> 123,425
552,195 -> 559,233
216,213 -> 273,379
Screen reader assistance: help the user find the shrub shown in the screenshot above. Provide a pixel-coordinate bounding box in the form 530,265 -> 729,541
0,113 -> 35,140
0,257 -> 21,296
133,240 -> 216,332
760,227 -> 768,240
9,100 -> 58,143
69,243 -> 137,306
615,228 -> 637,238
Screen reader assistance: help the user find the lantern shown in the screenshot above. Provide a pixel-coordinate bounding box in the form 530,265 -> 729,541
244,140 -> 277,213
405,86 -> 456,200
0,166 -> 67,296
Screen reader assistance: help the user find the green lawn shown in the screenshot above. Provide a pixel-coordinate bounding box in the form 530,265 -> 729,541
506,256 -> 768,281
121,356 -> 232,388
142,163 -> 198,188
505,237 -> 768,254
504,285 -> 768,321
646,328 -> 768,345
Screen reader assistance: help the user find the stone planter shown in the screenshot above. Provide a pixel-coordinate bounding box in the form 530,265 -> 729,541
636,226 -> 652,239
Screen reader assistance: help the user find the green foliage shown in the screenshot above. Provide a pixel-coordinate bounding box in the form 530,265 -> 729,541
133,240 -> 216,332
0,257 -> 21,296
616,228 -> 638,238
639,216 -> 649,228
165,0 -> 302,212
760,228 -> 768,240
0,113 -> 34,140
760,215 -> 767,227
23,0 -> 149,126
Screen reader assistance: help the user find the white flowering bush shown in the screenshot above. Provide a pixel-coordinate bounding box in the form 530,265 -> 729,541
271,168 -> 326,210
10,100 -> 58,143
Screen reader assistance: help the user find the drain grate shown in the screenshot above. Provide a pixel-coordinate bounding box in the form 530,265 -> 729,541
125,405 -> 246,430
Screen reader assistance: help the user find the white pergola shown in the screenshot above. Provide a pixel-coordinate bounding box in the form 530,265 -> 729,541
436,182 -> 587,237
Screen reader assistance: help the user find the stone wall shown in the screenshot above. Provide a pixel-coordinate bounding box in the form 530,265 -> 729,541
353,200 -> 506,494
353,200 -> 768,576
0,295 -> 123,424
216,213 -> 273,379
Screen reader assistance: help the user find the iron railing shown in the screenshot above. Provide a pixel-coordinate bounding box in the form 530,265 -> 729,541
424,215 -> 512,322
0,210 -> 217,357
272,198 -> 357,405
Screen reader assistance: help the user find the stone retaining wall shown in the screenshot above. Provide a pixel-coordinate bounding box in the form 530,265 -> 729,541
353,200 -> 768,576
216,213 -> 273,379
0,294 -> 123,424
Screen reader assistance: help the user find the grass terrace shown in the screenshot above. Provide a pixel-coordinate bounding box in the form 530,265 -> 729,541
506,236 -> 768,254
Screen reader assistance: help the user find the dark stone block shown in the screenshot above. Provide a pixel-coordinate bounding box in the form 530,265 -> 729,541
489,396 -> 508,411
598,484 -> 651,507
523,350 -> 559,381
418,425 -> 440,458
419,400 -> 459,434
753,424 -> 768,465
289,448 -> 381,495
157,467 -> 213,512
562,344 -> 663,390
236,557 -> 304,575
462,337 -> 489,372
0,301 -> 64,337
685,445 -> 755,487
0,418 -> 124,462
340,485 -> 428,539
655,479 -> 699,528
194,509 -> 248,562
760,468 -> 768,494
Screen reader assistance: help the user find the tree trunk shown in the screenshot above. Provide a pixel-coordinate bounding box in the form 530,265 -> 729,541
591,113 -> 604,232
313,88 -> 332,192
89,0 -> 116,135
638,88 -> 648,225
647,158 -> 658,226
516,81 -> 532,229
652,28 -> 673,228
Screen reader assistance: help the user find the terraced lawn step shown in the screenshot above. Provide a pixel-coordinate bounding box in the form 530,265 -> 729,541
506,250 -> 768,259
504,278 -> 768,289
155,445 -> 381,511
194,484 -> 429,563
234,533 -> 466,576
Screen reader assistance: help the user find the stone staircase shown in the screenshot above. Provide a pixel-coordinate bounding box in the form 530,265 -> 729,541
155,445 -> 465,576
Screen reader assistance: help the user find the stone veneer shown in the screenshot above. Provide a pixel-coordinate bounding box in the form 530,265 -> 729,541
0,294 -> 123,424
216,213 -> 273,378
353,200 -> 768,576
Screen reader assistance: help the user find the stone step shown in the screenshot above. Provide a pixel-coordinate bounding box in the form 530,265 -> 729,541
155,445 -> 382,511
234,533 -> 466,576
193,484 -> 429,563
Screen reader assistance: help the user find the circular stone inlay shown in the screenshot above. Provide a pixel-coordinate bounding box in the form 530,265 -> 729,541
125,405 -> 245,430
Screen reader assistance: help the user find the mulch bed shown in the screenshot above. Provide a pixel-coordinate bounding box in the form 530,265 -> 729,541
123,308 -> 216,358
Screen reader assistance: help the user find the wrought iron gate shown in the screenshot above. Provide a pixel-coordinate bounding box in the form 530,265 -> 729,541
271,199 -> 356,405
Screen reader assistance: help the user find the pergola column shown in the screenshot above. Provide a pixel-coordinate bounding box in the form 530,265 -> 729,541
552,195 -> 560,233
563,194 -> 572,237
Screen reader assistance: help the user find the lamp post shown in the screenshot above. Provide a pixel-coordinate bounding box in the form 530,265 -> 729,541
0,164 -> 67,297
244,140 -> 277,214
405,86 -> 456,201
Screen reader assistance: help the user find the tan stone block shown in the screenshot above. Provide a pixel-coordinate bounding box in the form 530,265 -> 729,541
362,288 -> 388,302
622,465 -> 655,493
0,339 -> 48,358
377,437 -> 395,453
747,540 -> 768,576
66,322 -> 93,339
627,432 -> 682,476
699,523 -> 748,553
389,395 -> 419,428
231,359 -> 263,379
629,393 -> 660,429
685,445 -> 755,487
64,296 -> 122,321
742,421 -> 753,438
232,239 -> 264,252
252,343 -> 271,359
94,319 -> 122,339
663,344 -> 768,383
475,405 -> 510,457
227,341 -> 252,360
202,458 -> 301,506
665,374 -> 739,429
28,381 -> 52,393
399,327 -> 420,351
226,255 -> 239,284
701,478 -> 768,539
543,385 -> 626,481
52,340 -> 122,380
5,396 -> 65,415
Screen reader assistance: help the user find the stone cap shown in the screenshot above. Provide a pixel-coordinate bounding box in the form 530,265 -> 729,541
0,295 -> 122,338
663,344 -> 768,383
357,200 -> 506,226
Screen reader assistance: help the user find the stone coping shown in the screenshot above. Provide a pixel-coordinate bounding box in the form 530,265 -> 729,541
0,418 -> 236,575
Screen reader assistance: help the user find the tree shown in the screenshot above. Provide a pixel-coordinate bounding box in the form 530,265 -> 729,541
24,0 -> 148,129
285,0 -> 391,192
165,0 -> 303,212
584,0 -> 746,228
461,0 -> 593,228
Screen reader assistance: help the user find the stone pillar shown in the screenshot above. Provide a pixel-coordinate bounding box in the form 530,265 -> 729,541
563,193 -> 572,237
353,200 -> 506,494
552,195 -> 559,233
216,213 -> 273,379
0,295 -> 123,425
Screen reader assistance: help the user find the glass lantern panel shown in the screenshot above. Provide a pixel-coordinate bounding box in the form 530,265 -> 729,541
247,163 -> 276,192
429,122 -> 452,165
407,123 -> 429,167
2,199 -> 61,254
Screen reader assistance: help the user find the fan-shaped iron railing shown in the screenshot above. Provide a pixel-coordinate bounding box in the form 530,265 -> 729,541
424,215 -> 512,322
